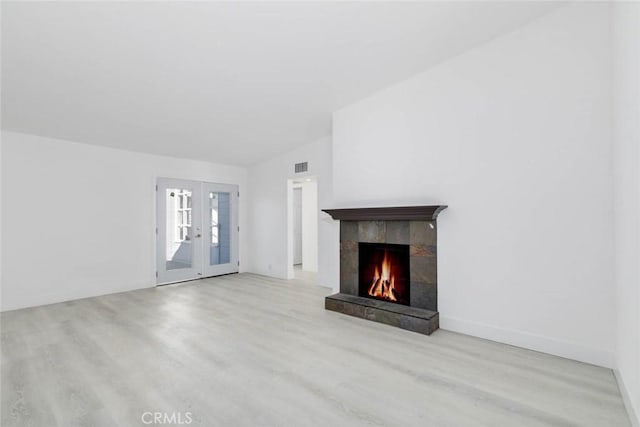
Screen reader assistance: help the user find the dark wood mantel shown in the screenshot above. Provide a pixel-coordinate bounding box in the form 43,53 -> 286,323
322,205 -> 447,221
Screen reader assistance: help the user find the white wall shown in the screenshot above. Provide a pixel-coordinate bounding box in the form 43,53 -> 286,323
1,131 -> 248,311
0,135 -> 3,311
612,2 -> 640,424
332,3 -> 614,367
301,180 -> 319,272
248,136 -> 337,287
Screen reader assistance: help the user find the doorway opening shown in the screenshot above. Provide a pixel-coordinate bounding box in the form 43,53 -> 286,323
287,177 -> 318,283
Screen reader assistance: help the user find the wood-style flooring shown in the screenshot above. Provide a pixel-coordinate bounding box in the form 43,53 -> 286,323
1,273 -> 631,426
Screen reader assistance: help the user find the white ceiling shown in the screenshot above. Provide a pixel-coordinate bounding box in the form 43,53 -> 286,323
2,1 -> 562,166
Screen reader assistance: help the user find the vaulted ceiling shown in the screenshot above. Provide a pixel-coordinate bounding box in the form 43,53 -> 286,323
2,1 -> 562,165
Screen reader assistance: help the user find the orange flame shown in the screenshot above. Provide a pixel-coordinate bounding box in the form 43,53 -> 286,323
367,250 -> 398,302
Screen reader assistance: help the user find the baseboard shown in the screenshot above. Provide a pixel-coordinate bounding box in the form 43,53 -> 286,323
614,369 -> 640,427
1,282 -> 154,312
440,315 -> 614,368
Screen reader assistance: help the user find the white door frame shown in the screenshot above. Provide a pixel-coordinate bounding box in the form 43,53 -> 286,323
286,176 -> 319,279
156,178 -> 239,284
292,187 -> 303,266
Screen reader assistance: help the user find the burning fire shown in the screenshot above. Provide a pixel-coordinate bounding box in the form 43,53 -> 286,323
368,250 -> 398,302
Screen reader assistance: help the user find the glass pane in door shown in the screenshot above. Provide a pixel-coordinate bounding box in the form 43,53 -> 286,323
209,192 -> 231,265
165,188 -> 192,270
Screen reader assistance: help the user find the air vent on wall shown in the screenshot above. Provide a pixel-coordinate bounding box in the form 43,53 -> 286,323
294,162 -> 308,173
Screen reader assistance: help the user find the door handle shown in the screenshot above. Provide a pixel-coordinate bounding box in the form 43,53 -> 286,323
195,234 -> 202,238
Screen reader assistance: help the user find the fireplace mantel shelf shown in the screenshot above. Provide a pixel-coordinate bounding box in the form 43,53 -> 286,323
322,205 -> 447,221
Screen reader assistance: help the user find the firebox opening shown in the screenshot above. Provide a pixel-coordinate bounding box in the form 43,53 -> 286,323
358,242 -> 410,306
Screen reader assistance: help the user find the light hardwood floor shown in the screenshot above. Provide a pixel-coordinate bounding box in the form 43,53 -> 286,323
1,273 -> 631,426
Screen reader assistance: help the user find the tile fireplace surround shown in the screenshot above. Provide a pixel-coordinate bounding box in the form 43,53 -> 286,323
323,206 -> 447,335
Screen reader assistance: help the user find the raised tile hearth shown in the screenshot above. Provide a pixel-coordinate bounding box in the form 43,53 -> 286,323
325,293 -> 439,335
323,205 -> 447,335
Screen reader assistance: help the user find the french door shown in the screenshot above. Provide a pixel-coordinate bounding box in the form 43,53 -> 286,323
156,178 -> 239,284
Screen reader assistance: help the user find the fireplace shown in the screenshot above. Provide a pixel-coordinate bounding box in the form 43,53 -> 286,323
322,205 -> 447,336
359,242 -> 410,305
